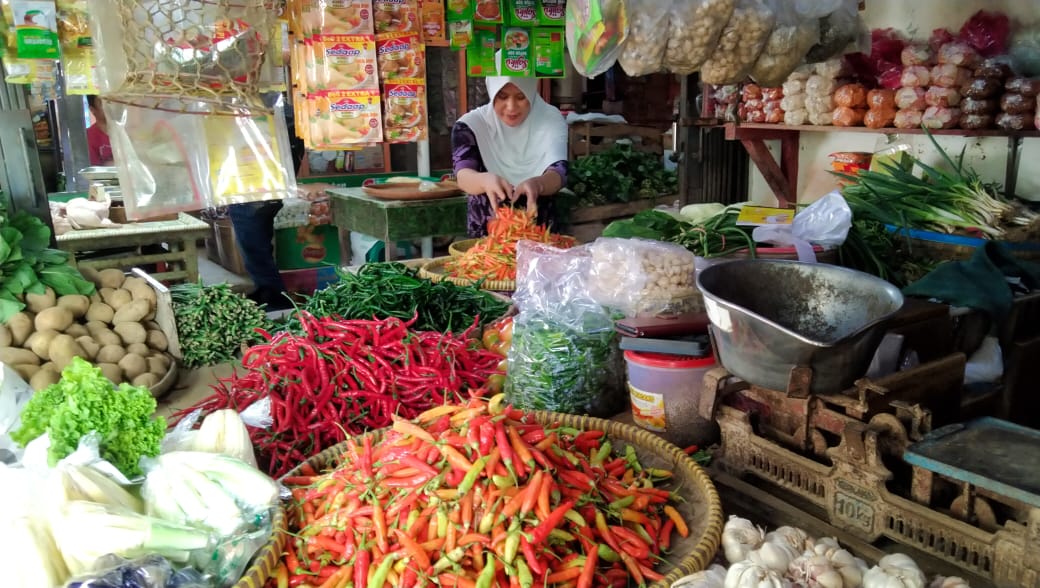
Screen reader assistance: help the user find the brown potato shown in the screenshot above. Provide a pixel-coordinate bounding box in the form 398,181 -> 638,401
132,372 -> 161,388
85,302 -> 115,324
118,353 -> 148,381
79,266 -> 102,288
114,322 -> 147,345
29,367 -> 60,391
27,329 -> 60,360
48,334 -> 85,371
97,362 -> 122,384
6,312 -> 33,346
96,345 -> 126,364
126,342 -> 150,356
64,323 -> 89,338
77,337 -> 101,360
0,324 -> 10,347
147,355 -> 170,376
113,299 -> 149,324
56,294 -> 91,318
25,287 -> 56,313
102,288 -> 132,310
93,328 -> 122,347
11,363 -> 38,381
97,268 -> 126,289
146,329 -> 168,351
35,307 -> 74,332
85,320 -> 109,335
0,347 -> 40,366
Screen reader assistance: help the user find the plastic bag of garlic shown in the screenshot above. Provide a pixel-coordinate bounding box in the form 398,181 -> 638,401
586,237 -> 701,318
661,0 -> 736,76
700,0 -> 776,85
748,0 -> 820,87
618,0 -> 671,76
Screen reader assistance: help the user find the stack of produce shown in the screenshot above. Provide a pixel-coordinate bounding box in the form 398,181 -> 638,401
568,143 -> 679,208
170,282 -> 271,369
922,41 -> 976,129
895,43 -> 934,129
806,59 -> 845,126
865,88 -> 896,128
739,83 -> 784,123
279,395 -> 693,588
832,82 -> 868,127
997,76 -> 1040,130
960,57 -> 1012,129
781,67 -> 812,125
713,84 -> 741,122
445,207 -> 575,282
1,268 -> 174,391
174,312 -> 503,476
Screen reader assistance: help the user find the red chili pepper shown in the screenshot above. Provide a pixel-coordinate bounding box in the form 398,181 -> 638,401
528,500 -> 575,547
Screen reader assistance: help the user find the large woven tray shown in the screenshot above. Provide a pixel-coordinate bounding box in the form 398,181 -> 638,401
231,508 -> 288,588
278,412 -> 724,586
419,256 -> 517,292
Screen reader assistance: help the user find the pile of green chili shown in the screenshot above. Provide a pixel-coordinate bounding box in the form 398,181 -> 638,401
170,282 -> 273,368
285,263 -> 511,334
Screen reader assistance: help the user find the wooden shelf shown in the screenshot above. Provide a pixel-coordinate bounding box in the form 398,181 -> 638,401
723,122 -> 1040,140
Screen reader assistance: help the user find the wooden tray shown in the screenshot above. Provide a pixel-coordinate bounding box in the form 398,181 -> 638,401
361,180 -> 462,201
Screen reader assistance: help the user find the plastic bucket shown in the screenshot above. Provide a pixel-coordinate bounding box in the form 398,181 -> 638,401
624,350 -> 718,447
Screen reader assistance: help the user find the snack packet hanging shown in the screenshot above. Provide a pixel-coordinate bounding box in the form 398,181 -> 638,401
445,0 -> 472,22
376,31 -> 424,81
382,78 -> 426,142
448,19 -> 472,49
536,0 -> 564,26
309,88 -> 383,147
62,45 -> 98,94
473,0 -> 503,24
501,26 -> 533,76
533,27 -> 564,77
9,0 -> 59,58
565,0 -> 627,78
302,0 -> 373,36
508,0 -> 538,26
419,0 -> 445,44
309,34 -> 378,91
466,25 -> 497,75
373,0 -> 418,33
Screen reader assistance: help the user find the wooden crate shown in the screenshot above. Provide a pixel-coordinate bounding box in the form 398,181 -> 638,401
568,121 -> 668,160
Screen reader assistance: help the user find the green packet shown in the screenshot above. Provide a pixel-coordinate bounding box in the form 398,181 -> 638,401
507,0 -> 537,27
501,27 -> 533,77
11,0 -> 59,59
449,19 -> 473,49
466,26 -> 498,76
533,27 -> 563,78
473,0 -> 503,24
446,0 -> 473,21
536,0 -> 564,26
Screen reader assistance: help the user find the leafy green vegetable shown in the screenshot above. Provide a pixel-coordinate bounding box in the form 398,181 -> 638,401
10,357 -> 166,477
0,206 -> 96,322
603,206 -> 757,259
568,144 -> 678,207
603,209 -> 685,241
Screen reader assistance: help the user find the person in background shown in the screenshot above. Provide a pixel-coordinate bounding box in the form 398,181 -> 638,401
452,53 -> 569,238
86,95 -> 113,166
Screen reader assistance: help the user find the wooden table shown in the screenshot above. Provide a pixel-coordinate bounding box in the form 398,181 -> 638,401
328,187 -> 469,261
55,213 -> 212,283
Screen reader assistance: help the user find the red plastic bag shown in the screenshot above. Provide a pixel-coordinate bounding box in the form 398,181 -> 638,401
845,28 -> 907,89
960,11 -> 1011,58
929,28 -> 955,53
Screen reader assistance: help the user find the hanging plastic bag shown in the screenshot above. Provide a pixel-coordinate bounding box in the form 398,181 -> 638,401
587,237 -> 699,318
699,0 -> 775,85
506,241 -> 625,418
959,10 -> 1010,59
564,0 -> 628,78
749,0 -> 818,87
616,0 -> 668,77
1009,28 -> 1040,77
661,0 -> 734,76
801,0 -> 861,63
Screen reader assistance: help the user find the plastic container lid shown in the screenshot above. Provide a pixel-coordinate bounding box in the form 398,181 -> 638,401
624,350 -> 715,369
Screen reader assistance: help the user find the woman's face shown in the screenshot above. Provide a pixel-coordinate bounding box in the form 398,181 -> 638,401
493,83 -> 530,127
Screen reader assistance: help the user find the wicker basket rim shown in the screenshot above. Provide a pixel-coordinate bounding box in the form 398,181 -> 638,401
279,411 -> 724,587
232,508 -> 287,588
418,256 -> 518,292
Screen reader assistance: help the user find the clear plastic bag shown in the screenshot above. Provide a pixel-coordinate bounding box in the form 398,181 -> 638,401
832,106 -> 865,127
803,0 -> 861,63
791,190 -> 852,248
762,87 -> 783,101
962,76 -> 1002,99
63,555 -> 209,588
961,97 -> 998,115
805,74 -> 837,96
742,83 -> 763,101
662,0 -> 736,76
808,109 -> 834,125
959,113 -> 994,130
587,238 -> 698,318
813,57 -> 846,78
0,364 -> 34,464
1009,28 -> 1040,78
922,106 -> 960,129
894,109 -> 924,129
864,108 -> 895,129
782,78 -> 805,95
805,93 -> 835,114
505,241 -> 625,418
937,42 -> 979,67
925,86 -> 961,108
618,0 -> 668,76
899,65 -> 930,88
565,0 -> 628,77
784,108 -> 808,125
866,88 -> 895,110
780,94 -> 806,111
900,44 -> 933,67
833,83 -> 867,108
749,0 -> 819,87
974,56 -> 1013,80
996,112 -> 1035,131
700,0 -> 775,85
1006,77 -> 1040,98
930,63 -> 971,89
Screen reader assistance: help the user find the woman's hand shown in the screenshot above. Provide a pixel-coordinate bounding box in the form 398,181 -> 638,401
512,177 -> 544,219
480,173 -> 514,208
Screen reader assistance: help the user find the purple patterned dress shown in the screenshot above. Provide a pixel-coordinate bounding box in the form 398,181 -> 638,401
451,121 -> 568,238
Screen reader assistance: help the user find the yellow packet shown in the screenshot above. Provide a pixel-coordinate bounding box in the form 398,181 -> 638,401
309,33 -> 378,91
375,31 -> 424,81
382,78 -> 426,142
62,44 -> 97,94
309,88 -> 383,148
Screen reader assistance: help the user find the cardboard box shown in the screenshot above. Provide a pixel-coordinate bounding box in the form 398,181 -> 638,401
281,266 -> 339,294
275,224 -> 341,270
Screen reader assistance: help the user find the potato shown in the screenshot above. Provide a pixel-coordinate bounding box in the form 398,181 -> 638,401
114,322 -> 147,345
85,302 -> 115,324
30,367 -> 60,391
98,268 -> 126,289
89,292 -> 102,305
113,299 -> 150,324
0,346 -> 41,366
132,373 -> 161,388
40,361 -> 57,373
25,287 -> 56,313
27,329 -> 60,360
7,312 -> 34,346
147,355 -> 170,376
48,334 -> 85,371
106,289 -> 133,311
0,324 -> 11,347
12,363 -> 38,381
146,329 -> 168,351
125,279 -> 158,313
77,337 -> 101,360
64,323 -> 89,338
118,353 -> 148,381
97,362 -> 122,384
97,344 -> 126,364
98,287 -> 115,303
35,307 -> 74,332
144,320 -> 161,331
85,320 -> 108,335
57,294 -> 91,318
94,328 -> 122,347
127,342 -> 150,356
80,266 -> 102,288
122,276 -> 147,292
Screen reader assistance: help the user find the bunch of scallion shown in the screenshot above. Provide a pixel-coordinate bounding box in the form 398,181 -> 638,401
834,131 -> 1037,240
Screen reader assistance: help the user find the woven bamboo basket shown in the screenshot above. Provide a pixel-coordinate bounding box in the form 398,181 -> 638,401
449,238 -> 481,257
231,508 -> 288,588
278,413 -> 724,587
419,256 -> 518,292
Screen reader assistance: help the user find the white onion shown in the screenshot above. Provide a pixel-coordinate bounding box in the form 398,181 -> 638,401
722,516 -> 767,564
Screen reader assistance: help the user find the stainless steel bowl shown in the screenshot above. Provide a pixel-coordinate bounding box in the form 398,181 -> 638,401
696,259 -> 904,394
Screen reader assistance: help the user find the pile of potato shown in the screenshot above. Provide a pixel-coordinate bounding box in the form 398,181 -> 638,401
0,268 -> 175,391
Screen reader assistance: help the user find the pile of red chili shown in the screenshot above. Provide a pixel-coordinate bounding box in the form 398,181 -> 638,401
171,312 -> 502,477
274,394 -> 690,588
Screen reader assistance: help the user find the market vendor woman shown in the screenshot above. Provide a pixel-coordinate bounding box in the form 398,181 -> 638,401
452,54 -> 569,237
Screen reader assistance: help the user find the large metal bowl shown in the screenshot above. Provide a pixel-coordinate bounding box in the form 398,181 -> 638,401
696,259 -> 904,394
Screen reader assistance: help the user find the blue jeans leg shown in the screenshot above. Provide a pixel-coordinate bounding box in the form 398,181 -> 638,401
228,201 -> 286,293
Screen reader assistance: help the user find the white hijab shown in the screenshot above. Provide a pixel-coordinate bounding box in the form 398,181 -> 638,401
457,52 -> 568,187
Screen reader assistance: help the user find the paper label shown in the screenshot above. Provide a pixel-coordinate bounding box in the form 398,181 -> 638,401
629,384 -> 666,432
735,206 -> 795,227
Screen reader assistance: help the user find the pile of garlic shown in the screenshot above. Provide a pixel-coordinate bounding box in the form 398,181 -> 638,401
671,516 -> 972,588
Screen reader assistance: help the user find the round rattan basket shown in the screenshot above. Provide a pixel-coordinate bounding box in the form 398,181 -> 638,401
449,238 -> 481,257
231,508 -> 287,588
419,256 -> 517,292
278,412 -> 723,586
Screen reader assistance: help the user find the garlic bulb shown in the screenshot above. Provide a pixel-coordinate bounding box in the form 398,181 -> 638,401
723,516 -> 767,564
863,554 -> 926,588
811,537 -> 869,586
929,577 -> 970,588
765,526 -> 813,552
726,559 -> 791,588
673,564 -> 728,588
788,553 -> 844,588
749,540 -> 802,573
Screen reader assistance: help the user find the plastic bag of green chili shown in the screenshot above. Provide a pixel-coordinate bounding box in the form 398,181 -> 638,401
505,241 -> 625,417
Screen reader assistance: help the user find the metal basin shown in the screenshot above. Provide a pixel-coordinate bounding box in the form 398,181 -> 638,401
696,259 -> 904,394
